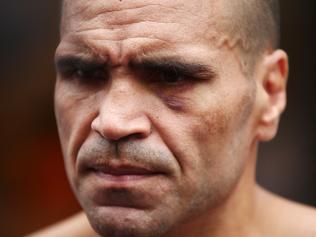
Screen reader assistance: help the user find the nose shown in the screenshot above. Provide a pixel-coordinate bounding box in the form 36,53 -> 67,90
91,77 -> 152,142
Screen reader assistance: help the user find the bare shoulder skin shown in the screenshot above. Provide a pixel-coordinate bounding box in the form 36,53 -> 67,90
27,186 -> 316,237
255,187 -> 316,237
25,212 -> 99,237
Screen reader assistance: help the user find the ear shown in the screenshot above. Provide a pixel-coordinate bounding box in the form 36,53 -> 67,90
256,49 -> 289,141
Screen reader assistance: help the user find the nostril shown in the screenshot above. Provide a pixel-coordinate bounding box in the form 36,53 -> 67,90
135,132 -> 148,139
121,132 -> 149,141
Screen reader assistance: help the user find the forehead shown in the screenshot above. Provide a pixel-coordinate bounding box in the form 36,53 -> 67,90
62,0 -> 220,34
59,0 -> 233,65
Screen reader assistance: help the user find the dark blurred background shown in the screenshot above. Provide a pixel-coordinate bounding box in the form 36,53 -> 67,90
0,1 -> 315,236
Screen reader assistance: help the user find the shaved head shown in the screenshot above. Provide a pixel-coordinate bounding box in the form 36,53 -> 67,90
220,0 -> 280,64
60,0 -> 280,72
214,0 -> 280,74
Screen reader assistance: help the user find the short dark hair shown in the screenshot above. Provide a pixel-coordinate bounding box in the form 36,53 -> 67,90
240,0 -> 280,51
222,0 -> 280,69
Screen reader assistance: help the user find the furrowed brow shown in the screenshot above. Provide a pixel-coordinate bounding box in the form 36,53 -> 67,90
129,57 -> 217,79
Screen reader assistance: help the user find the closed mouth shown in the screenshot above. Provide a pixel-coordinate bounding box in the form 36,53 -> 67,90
92,165 -> 158,176
86,163 -> 164,182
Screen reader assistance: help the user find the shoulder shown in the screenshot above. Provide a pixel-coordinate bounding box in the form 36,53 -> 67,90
256,187 -> 316,237
25,212 -> 99,237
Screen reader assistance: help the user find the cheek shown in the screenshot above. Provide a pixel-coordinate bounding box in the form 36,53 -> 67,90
190,82 -> 255,159
55,89 -> 74,152
174,112 -> 238,211
175,87 -> 255,201
54,83 -> 99,173
187,107 -> 233,187
195,108 -> 229,144
185,96 -> 233,169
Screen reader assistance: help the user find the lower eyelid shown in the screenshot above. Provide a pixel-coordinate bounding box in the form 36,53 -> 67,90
156,91 -> 188,111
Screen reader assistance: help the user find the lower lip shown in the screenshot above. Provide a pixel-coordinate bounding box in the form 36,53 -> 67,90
95,171 -> 157,183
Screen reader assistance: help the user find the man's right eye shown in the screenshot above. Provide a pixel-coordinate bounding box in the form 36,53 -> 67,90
60,66 -> 107,84
72,68 -> 105,81
56,57 -> 108,84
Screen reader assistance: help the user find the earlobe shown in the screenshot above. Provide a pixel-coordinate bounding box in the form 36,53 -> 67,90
256,50 -> 289,141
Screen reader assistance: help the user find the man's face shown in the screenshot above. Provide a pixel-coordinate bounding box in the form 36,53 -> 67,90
55,0 -> 259,236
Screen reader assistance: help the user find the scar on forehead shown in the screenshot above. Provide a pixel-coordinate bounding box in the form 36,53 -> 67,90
215,34 -> 251,75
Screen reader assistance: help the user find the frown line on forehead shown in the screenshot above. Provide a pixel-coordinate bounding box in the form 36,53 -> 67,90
56,35 -> 174,67
61,0 -> 221,46
62,0 -> 206,21
56,30 -> 222,70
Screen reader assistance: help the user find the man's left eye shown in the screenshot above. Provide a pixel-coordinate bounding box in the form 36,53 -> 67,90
159,69 -> 188,85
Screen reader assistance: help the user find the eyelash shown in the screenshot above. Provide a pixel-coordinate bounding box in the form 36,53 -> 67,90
59,65 -> 197,88
152,68 -> 195,86
160,69 -> 185,84
62,67 -> 106,82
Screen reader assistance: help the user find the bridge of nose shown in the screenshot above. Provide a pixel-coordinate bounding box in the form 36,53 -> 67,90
91,71 -> 153,141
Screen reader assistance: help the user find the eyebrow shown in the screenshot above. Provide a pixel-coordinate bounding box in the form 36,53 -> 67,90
129,56 -> 217,79
55,54 -> 217,80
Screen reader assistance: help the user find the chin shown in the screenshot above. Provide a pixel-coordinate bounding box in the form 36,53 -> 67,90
85,206 -> 174,237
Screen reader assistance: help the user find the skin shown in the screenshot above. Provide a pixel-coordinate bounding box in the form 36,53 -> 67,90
27,0 -> 316,237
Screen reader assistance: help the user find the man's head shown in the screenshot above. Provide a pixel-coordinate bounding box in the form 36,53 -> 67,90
54,0 -> 288,236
